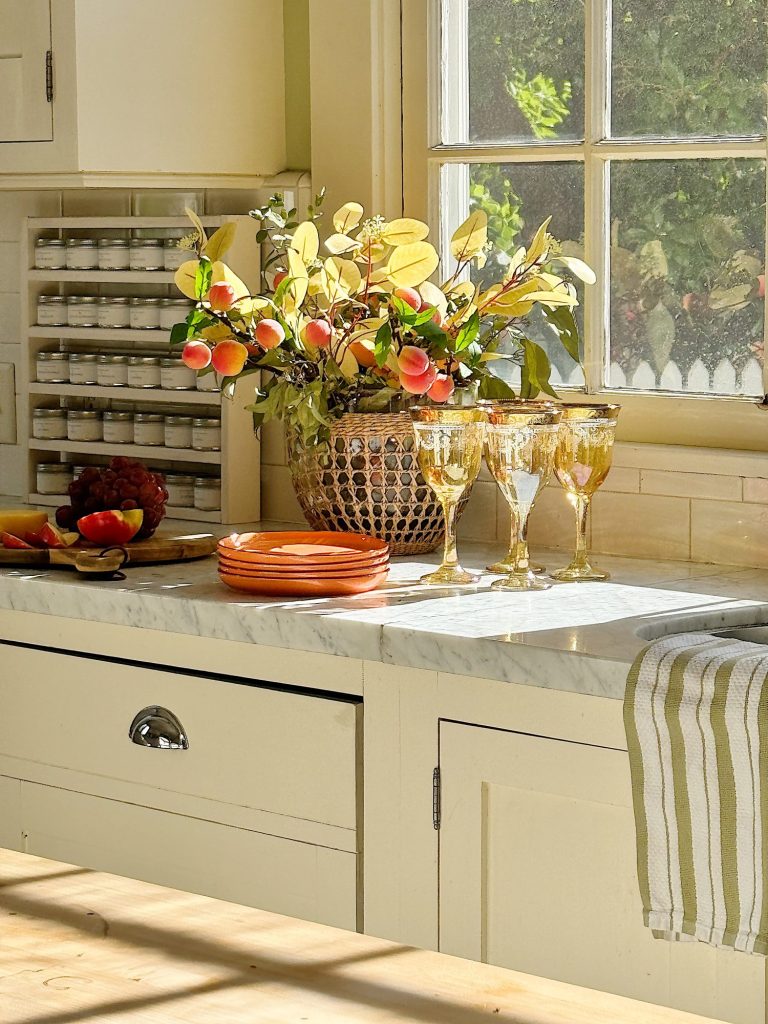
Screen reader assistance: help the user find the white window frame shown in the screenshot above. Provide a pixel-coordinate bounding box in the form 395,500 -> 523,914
402,0 -> 768,450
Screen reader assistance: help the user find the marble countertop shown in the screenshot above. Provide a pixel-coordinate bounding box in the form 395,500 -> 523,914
2,522 -> 768,701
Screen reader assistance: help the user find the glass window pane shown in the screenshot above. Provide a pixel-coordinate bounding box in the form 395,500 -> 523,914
611,0 -> 768,138
448,162 -> 586,388
444,0 -> 585,144
609,159 -> 765,396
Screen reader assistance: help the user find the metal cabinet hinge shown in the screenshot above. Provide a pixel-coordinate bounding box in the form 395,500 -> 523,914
45,50 -> 53,103
432,766 -> 441,830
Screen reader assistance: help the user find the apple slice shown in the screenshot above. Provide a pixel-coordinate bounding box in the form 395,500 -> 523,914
77,508 -> 144,545
1,531 -> 33,550
36,522 -> 79,549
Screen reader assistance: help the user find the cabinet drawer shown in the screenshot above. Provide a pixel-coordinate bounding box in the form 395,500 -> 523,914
20,783 -> 357,930
0,644 -> 359,831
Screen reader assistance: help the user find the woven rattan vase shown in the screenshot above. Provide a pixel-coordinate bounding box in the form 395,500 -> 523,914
286,412 -> 472,555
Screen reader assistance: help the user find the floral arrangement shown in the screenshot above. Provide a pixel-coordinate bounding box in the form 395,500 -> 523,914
171,193 -> 592,447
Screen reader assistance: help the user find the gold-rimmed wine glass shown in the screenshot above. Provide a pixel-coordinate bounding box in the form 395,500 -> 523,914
552,403 -> 620,582
411,406 -> 486,585
479,398 -> 553,575
484,402 -> 562,592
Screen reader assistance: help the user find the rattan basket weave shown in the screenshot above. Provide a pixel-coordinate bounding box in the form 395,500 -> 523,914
286,412 -> 472,556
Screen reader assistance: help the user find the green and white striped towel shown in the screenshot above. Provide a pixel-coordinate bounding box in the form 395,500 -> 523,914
624,631 -> 768,955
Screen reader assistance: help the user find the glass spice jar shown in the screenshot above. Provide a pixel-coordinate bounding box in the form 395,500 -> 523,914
96,354 -> 129,387
36,462 -> 73,495
67,409 -> 102,442
97,238 -> 130,271
97,296 -> 130,329
159,357 -> 196,390
194,476 -> 222,511
32,407 -> 67,440
129,238 -> 164,271
129,297 -> 161,330
164,414 -> 193,449
133,412 -> 165,446
195,370 -> 219,392
159,297 -> 191,331
164,473 -> 195,508
37,295 -> 68,327
65,238 -> 99,270
127,355 -> 161,389
192,417 -> 221,451
34,238 -> 67,270
67,296 -> 100,328
102,411 -> 134,444
68,352 -> 99,385
36,351 -> 70,383
163,238 -> 190,271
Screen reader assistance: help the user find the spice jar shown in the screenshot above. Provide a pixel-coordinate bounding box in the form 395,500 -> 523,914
195,371 -> 219,393
67,409 -> 102,442
97,296 -> 130,329
32,407 -> 67,440
97,238 -> 130,271
36,462 -> 73,495
159,357 -> 196,390
164,414 -> 193,448
127,355 -> 161,389
103,411 -> 134,444
67,296 -> 99,328
68,352 -> 98,385
37,295 -> 68,327
65,238 -> 99,270
96,354 -> 129,387
194,476 -> 222,511
163,238 -> 189,271
133,412 -> 165,446
164,473 -> 195,508
129,297 -> 161,330
192,417 -> 221,451
159,297 -> 191,331
129,238 -> 163,271
34,238 -> 67,270
36,351 -> 70,383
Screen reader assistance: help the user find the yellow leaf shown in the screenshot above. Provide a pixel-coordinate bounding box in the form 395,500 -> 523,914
480,279 -> 544,317
418,280 -> 448,318
553,254 -> 596,285
450,209 -> 488,262
325,233 -> 361,255
333,202 -> 364,234
285,248 -> 309,310
447,280 -> 477,303
354,238 -> 388,265
291,221 -> 320,265
203,222 -> 236,262
524,288 -> 579,308
503,246 -> 527,281
323,256 -> 362,302
185,207 -> 207,248
526,217 -> 553,266
380,218 -> 429,246
386,241 -> 439,288
201,323 -> 233,343
174,260 -> 200,299
334,340 -> 361,379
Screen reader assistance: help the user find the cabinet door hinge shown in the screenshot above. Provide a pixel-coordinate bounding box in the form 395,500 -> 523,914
45,50 -> 54,103
432,765 -> 441,830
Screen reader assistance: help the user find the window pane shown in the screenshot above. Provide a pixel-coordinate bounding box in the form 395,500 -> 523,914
446,0 -> 585,144
454,162 -> 586,387
611,0 -> 768,138
609,159 -> 765,396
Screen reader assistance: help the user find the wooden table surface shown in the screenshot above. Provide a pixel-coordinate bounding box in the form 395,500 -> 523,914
0,849 -> 725,1024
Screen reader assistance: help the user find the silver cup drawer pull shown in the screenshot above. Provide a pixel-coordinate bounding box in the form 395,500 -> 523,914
129,706 -> 189,750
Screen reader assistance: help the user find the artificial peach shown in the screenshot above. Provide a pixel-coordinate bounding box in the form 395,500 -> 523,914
208,281 -> 236,312
304,318 -> 332,348
394,286 -> 421,310
427,373 -> 455,403
77,509 -> 144,545
255,318 -> 286,350
273,270 -> 288,289
350,340 -> 378,368
182,339 -> 212,370
400,363 -> 438,395
211,338 -> 248,376
397,345 -> 430,376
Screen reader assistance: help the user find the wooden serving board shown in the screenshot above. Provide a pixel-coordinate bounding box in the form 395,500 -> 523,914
0,530 -> 217,575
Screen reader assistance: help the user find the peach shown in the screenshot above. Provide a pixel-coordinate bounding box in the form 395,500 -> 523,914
182,339 -> 212,370
394,286 -> 422,310
427,373 -> 455,403
400,362 -> 437,395
304,318 -> 332,348
211,338 -> 249,376
208,281 -> 236,312
397,345 -> 429,376
273,269 -> 288,289
419,299 -> 443,325
350,340 -> 377,368
255,318 -> 285,350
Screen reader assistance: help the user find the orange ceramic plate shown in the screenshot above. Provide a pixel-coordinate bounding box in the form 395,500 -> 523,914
217,550 -> 390,574
218,531 -> 388,564
218,568 -> 388,597
218,561 -> 389,581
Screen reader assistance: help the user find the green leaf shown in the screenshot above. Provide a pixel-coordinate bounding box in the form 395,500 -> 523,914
391,295 -> 437,327
374,320 -> 393,367
356,387 -> 400,412
541,305 -> 581,362
170,322 -> 189,346
477,374 -> 517,400
454,311 -> 480,353
195,257 -> 213,300
411,318 -> 449,346
520,339 -> 558,399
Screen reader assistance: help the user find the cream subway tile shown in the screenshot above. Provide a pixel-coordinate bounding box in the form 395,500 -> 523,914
62,190 -> 131,216
458,480 -> 497,542
0,344 -> 21,390
204,190 -> 262,215
613,441 -> 768,480
526,485 -> 578,553
640,469 -> 742,501
591,492 -> 690,561
0,295 -> 21,346
743,478 -> 768,504
0,244 -> 20,294
0,443 -> 25,498
0,191 -> 61,242
260,418 -> 287,466
691,499 -> 768,568
601,466 -> 640,493
260,464 -> 304,525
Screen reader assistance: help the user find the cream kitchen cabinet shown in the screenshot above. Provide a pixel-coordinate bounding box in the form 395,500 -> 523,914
0,0 -> 285,186
438,721 -> 765,1024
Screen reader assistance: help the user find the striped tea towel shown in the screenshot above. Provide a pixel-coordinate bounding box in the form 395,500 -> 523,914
624,631 -> 768,954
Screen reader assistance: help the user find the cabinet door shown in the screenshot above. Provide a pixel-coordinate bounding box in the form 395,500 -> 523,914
439,722 -> 764,1024
0,775 -> 22,851
0,0 -> 53,142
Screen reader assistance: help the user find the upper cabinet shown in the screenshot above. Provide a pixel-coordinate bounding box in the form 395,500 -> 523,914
0,0 -> 286,187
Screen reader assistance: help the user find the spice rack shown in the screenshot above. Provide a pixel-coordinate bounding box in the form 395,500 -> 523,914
21,216 -> 261,525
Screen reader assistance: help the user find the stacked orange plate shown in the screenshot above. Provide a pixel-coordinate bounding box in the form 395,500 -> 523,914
217,531 -> 390,597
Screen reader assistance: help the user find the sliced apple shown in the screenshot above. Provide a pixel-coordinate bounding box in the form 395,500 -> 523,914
1,531 -> 33,549
77,509 -> 144,545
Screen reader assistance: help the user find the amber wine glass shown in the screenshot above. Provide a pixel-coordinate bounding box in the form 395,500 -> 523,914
552,403 -> 620,582
484,403 -> 561,591
411,406 -> 486,585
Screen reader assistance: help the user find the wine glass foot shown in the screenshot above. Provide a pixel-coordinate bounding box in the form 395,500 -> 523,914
420,565 -> 480,586
491,571 -> 552,592
487,557 -> 545,575
551,564 -> 611,582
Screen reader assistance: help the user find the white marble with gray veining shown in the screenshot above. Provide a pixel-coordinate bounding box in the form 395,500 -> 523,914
1,524 -> 768,701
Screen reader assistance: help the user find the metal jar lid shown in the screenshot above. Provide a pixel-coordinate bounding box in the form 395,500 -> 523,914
98,296 -> 130,305
36,238 -> 66,247
69,352 -> 98,362
160,297 -> 191,307
66,238 -> 97,247
194,476 -> 221,487
37,462 -> 71,473
33,407 -> 66,417
68,409 -> 101,419
165,415 -> 193,425
39,295 -> 67,304
68,295 -> 99,304
130,238 -> 163,247
134,412 -> 164,422
159,357 -> 188,367
97,354 -> 128,364
98,238 -> 129,247
37,351 -> 68,361
129,297 -> 162,306
103,411 -> 133,421
127,356 -> 160,365
192,418 -> 221,427
166,473 -> 195,484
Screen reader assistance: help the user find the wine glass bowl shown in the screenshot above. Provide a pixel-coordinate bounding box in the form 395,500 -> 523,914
552,403 -> 620,582
483,402 -> 562,592
411,406 -> 486,585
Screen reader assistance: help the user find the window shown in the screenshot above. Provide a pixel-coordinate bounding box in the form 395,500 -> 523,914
402,0 -> 768,447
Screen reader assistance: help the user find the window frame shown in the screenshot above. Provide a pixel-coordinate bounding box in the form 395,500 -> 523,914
401,0 -> 768,450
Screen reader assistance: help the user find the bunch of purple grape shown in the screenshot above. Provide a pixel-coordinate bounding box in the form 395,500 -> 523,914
57,457 -> 168,539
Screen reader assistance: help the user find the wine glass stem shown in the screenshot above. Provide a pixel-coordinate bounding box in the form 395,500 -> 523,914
441,498 -> 459,569
514,506 -> 532,573
573,494 -> 590,570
